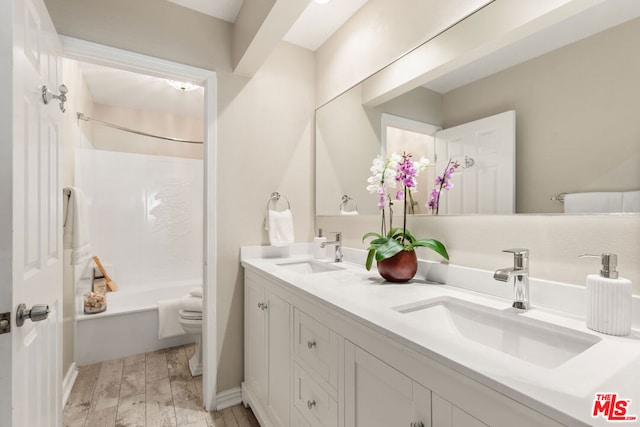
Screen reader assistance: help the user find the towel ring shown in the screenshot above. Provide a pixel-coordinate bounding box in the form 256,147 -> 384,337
266,192 -> 291,212
339,194 -> 358,213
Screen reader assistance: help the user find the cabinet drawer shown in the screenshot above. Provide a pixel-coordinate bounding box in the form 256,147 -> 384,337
293,363 -> 338,427
294,309 -> 339,389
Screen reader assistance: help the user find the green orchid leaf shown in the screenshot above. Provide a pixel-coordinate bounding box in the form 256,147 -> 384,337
411,239 -> 450,260
386,227 -> 402,238
374,239 -> 404,261
362,232 -> 382,243
366,237 -> 389,250
365,249 -> 376,270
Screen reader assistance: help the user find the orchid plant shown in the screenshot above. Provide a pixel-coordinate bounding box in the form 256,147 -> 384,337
363,152 -> 449,270
427,159 -> 461,215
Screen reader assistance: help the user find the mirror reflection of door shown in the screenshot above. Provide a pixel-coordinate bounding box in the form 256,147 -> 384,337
383,111 -> 515,215
382,114 -> 441,214
435,110 -> 516,214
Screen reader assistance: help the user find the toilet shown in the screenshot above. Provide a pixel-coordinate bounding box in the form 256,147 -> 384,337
178,287 -> 203,376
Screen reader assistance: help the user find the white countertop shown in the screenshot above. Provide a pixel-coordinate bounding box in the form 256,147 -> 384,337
241,245 -> 640,426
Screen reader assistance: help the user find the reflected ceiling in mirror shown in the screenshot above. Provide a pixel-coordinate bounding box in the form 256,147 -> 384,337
315,2 -> 640,216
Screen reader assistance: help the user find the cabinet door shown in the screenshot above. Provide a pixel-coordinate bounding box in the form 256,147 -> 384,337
245,276 -> 267,402
432,394 -> 487,427
345,341 -> 431,427
267,292 -> 291,427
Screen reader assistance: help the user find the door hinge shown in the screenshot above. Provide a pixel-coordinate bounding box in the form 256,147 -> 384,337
0,312 -> 10,334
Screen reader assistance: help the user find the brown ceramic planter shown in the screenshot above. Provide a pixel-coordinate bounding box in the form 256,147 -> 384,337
376,249 -> 418,283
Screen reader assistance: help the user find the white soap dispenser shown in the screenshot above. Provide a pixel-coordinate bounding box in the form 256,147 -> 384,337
313,228 -> 327,259
579,253 -> 632,336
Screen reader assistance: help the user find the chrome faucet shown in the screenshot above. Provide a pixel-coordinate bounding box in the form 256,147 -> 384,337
494,248 -> 530,311
321,232 -> 342,262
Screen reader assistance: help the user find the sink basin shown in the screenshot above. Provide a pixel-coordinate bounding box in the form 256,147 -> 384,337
393,297 -> 601,368
276,260 -> 343,274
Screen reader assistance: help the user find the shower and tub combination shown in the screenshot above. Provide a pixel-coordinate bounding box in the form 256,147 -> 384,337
73,127 -> 205,366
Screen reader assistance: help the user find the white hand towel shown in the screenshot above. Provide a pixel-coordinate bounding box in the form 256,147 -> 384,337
563,192 -> 623,214
158,298 -> 187,340
63,187 -> 92,265
621,190 -> 640,213
267,209 -> 294,246
340,209 -> 359,215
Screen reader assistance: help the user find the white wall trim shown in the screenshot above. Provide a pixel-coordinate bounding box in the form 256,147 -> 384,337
62,362 -> 79,409
215,386 -> 243,411
59,36 -> 218,411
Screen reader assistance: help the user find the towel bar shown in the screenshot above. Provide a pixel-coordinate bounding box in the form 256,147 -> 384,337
266,192 -> 291,211
550,193 -> 566,203
339,194 -> 358,213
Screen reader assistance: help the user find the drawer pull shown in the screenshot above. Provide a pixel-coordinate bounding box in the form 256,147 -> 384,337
307,340 -> 317,349
257,302 -> 268,310
410,423 -> 424,427
307,399 -> 316,410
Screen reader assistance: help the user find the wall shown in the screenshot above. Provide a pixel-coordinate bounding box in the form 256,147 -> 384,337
216,43 -> 315,390
442,17 -> 640,213
44,0 -> 232,73
45,0 -> 316,394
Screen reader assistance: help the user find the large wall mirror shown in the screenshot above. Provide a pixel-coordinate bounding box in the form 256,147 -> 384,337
316,1 -> 640,216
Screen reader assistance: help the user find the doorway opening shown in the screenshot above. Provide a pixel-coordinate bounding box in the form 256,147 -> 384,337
61,37 -> 218,410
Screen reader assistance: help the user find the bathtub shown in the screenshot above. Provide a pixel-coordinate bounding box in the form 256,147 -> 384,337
75,280 -> 200,365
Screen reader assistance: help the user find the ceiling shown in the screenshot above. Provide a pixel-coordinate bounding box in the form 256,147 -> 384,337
79,63 -> 205,118
81,0 -> 368,118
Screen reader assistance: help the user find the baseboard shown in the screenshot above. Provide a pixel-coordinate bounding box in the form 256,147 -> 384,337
216,386 -> 243,410
62,362 -> 79,409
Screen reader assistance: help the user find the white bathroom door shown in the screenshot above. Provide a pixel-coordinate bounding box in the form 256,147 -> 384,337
435,111 -> 515,214
0,0 -> 64,425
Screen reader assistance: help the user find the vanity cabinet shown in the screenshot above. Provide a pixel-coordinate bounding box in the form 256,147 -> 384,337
344,341 -> 431,427
242,267 -> 568,427
432,394 -> 487,427
244,272 -> 291,427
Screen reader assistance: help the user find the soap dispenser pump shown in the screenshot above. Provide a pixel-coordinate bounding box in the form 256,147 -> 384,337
579,253 -> 632,336
313,228 -> 327,259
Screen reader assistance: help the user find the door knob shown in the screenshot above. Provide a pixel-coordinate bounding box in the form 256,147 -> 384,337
16,303 -> 50,327
41,84 -> 68,112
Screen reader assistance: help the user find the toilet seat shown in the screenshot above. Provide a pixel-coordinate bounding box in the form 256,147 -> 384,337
179,309 -> 203,321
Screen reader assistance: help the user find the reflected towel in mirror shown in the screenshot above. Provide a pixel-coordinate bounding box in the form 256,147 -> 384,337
564,191 -> 640,213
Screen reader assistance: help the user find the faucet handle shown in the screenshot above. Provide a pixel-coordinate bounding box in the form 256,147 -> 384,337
502,248 -> 528,269
502,248 -> 529,256
328,231 -> 341,241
